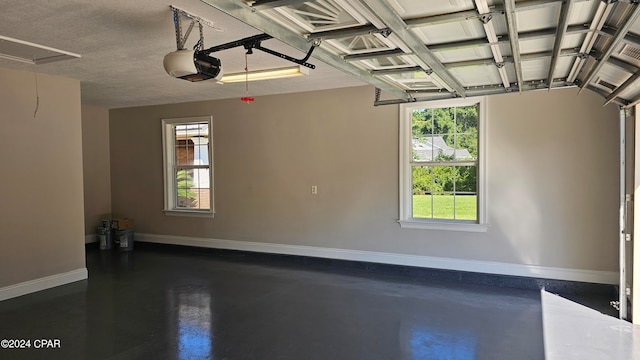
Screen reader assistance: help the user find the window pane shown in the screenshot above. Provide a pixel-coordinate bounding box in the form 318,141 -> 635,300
191,137 -> 209,166
456,105 -> 479,133
175,123 -> 209,166
455,166 -> 477,194
455,166 -> 477,221
413,135 -> 434,161
175,169 -> 197,208
436,134 -> 456,161
412,166 -> 433,218
454,195 -> 477,221
191,169 -> 211,210
433,165 -> 454,193
412,194 -> 433,219
434,194 -> 455,220
412,108 -> 434,136
456,105 -> 478,160
175,140 -> 192,166
412,166 -> 432,195
456,132 -> 477,160
174,168 -> 211,210
433,107 -> 455,135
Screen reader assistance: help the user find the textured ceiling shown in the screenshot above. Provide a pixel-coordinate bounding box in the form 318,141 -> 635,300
2,0 -> 640,109
0,0 -> 365,108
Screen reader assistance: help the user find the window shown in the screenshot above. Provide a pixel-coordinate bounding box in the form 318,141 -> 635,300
399,98 -> 487,232
162,116 -> 214,217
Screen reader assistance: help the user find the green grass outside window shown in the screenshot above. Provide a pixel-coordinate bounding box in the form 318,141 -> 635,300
412,194 -> 477,220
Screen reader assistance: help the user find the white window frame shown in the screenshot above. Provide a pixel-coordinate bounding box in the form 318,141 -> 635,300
162,116 -> 215,218
398,97 -> 488,232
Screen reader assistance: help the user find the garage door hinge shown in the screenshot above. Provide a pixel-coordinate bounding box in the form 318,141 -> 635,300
626,233 -> 632,242
626,194 -> 632,202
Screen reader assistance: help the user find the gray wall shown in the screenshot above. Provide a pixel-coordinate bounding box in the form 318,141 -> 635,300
82,105 -> 111,237
109,86 -> 619,277
0,67 -> 85,287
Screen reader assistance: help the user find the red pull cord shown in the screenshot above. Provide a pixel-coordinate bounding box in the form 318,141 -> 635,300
241,52 -> 254,103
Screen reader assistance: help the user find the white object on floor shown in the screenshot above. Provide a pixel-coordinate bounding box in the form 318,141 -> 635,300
542,289 -> 640,359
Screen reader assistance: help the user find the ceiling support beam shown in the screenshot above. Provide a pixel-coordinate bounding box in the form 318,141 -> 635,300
599,25 -> 640,49
475,0 -> 510,89
441,48 -> 579,69
343,48 -> 406,61
374,93 -> 454,106
249,0 -> 308,11
200,0 -> 409,100
504,0 -> 523,91
587,85 -> 629,107
403,0 -> 562,28
608,56 -> 640,73
509,0 -> 562,12
353,47 -> 581,73
603,70 -> 640,106
521,48 -> 580,61
404,9 -> 493,28
445,57 -> 505,69
429,37 -> 504,52
306,9 -> 587,44
331,24 -> 590,58
371,24 -> 592,57
463,78 -> 568,93
522,24 -> 590,40
623,93 -> 640,108
567,1 -> 613,83
306,25 -> 389,41
370,66 -> 424,76
359,0 -> 467,95
547,0 -> 573,90
374,76 -> 571,105
579,2 -> 640,93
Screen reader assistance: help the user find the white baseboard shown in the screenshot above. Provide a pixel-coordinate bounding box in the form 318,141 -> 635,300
136,233 -> 618,285
0,268 -> 88,301
85,234 -> 98,244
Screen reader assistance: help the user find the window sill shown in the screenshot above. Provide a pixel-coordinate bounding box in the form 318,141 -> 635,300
163,209 -> 215,218
398,219 -> 488,232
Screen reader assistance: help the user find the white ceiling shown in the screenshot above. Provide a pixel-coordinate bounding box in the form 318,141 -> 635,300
2,0 -> 640,109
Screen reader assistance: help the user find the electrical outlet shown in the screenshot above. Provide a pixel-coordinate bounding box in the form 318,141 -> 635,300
311,185 -> 318,195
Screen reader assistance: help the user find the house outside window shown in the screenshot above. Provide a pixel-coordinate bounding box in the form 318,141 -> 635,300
162,116 -> 214,217
399,98 -> 487,232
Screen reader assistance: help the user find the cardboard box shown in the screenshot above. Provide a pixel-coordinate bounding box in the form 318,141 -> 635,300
111,218 -> 134,230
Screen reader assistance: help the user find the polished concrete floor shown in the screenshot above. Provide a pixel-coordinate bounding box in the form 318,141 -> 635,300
542,290 -> 640,359
0,245 -> 598,359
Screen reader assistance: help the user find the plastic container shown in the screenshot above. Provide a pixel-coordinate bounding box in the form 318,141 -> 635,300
115,229 -> 134,251
97,227 -> 112,250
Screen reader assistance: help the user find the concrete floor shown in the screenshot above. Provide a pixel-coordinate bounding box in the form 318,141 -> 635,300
542,290 -> 640,359
0,245 -> 584,359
